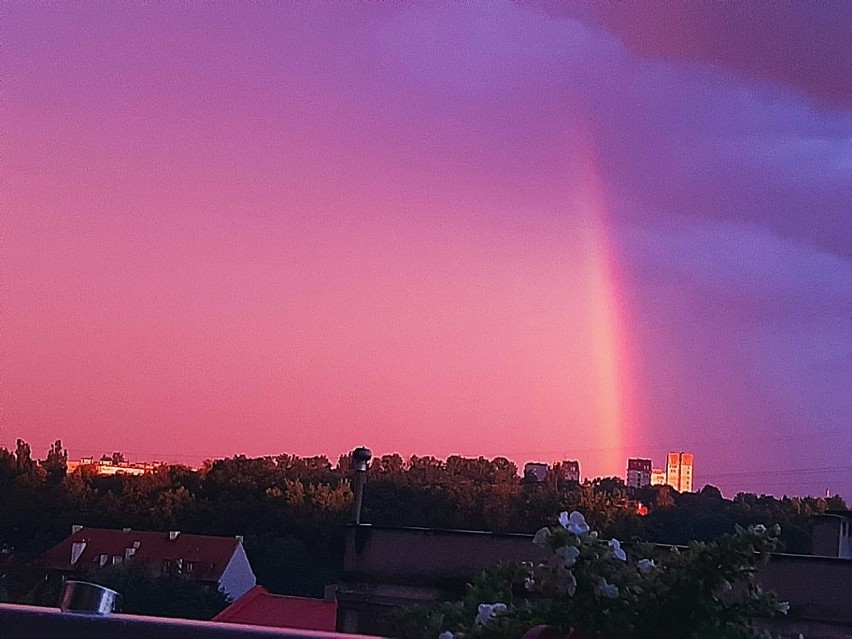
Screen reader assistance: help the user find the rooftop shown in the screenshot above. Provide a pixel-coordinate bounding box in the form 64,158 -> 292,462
42,527 -> 242,583
214,586 -> 337,632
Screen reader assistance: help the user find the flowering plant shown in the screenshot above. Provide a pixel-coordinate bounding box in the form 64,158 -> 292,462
389,513 -> 789,639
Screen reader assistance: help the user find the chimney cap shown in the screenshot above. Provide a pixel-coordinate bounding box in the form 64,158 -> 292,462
59,581 -> 121,615
352,447 -> 372,471
168,530 -> 180,541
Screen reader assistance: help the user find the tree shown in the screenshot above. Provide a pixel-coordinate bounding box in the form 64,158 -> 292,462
591,476 -> 627,498
699,484 -> 723,500
43,439 -> 68,484
14,440 -> 35,475
91,560 -> 228,619
374,453 -> 405,477
0,448 -> 15,485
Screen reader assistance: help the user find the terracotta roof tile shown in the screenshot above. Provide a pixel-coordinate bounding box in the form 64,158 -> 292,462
213,586 -> 337,632
42,527 -> 240,583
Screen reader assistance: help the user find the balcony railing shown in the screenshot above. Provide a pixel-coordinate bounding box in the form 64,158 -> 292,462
0,603 -> 374,639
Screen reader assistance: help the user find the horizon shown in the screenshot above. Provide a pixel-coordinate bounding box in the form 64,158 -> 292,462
3,4 -> 850,502
7,437 -> 846,502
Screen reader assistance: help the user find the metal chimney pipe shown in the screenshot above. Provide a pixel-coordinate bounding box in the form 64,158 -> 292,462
59,581 -> 122,615
351,446 -> 372,524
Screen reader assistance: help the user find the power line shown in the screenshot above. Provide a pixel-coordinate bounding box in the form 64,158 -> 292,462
701,466 -> 852,479
493,429 -> 842,457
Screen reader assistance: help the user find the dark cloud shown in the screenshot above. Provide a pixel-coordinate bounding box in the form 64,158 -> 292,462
527,1 -> 852,109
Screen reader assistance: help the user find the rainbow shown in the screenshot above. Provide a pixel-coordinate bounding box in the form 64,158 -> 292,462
570,136 -> 637,477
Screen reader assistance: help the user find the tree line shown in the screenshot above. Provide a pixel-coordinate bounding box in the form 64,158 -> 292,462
0,439 -> 845,610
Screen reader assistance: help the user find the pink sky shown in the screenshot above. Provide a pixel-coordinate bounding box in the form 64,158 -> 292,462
3,2 -> 850,497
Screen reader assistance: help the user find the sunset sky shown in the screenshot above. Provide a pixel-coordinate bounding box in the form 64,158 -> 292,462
3,2 -> 850,498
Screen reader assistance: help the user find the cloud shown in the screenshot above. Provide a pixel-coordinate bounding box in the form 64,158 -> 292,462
379,1 -> 621,92
526,1 -> 852,109
619,219 -> 852,484
376,2 -> 851,259
621,220 -> 852,319
584,44 -> 852,260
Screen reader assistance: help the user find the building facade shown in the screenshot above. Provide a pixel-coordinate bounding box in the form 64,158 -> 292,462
626,458 -> 652,489
665,452 -> 694,492
650,468 -> 666,486
66,457 -> 163,476
523,463 -> 549,483
562,460 -> 581,483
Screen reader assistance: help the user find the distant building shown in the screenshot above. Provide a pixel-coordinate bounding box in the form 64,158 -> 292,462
650,468 -> 666,486
66,457 -> 163,476
562,460 -> 581,483
626,458 -> 652,488
42,527 -> 256,601
523,460 -> 580,485
523,462 -> 549,483
666,452 -> 694,492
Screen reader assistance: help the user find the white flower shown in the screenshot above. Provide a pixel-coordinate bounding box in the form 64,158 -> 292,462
777,601 -> 790,615
475,603 -> 507,625
555,545 -> 580,568
533,527 -> 551,547
608,538 -> 626,561
559,567 -> 577,597
753,524 -> 766,535
720,579 -> 733,592
439,632 -> 454,639
558,511 -> 589,535
596,579 -> 619,599
637,558 -> 655,574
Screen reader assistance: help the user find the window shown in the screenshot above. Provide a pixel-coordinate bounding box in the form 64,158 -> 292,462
112,555 -> 123,565
185,561 -> 195,573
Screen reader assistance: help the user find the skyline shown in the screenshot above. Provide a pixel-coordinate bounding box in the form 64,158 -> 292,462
5,437 -> 846,502
3,3 -> 850,499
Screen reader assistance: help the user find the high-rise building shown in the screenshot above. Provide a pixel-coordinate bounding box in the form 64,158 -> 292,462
666,452 -> 694,492
562,460 -> 581,483
523,460 -> 580,484
626,458 -> 652,488
650,468 -> 666,486
523,462 -> 549,483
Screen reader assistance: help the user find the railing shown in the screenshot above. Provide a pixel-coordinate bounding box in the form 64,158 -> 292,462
0,603 -> 374,639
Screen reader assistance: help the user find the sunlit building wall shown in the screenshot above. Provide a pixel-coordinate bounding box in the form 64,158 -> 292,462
666,452 -> 694,492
